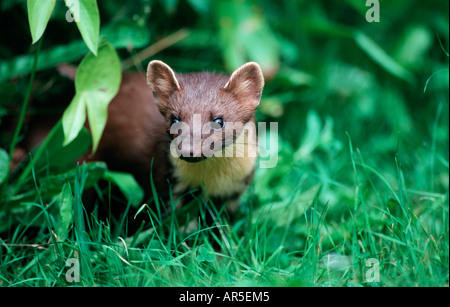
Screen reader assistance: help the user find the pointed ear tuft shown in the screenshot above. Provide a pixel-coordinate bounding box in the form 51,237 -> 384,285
223,62 -> 265,108
147,60 -> 181,101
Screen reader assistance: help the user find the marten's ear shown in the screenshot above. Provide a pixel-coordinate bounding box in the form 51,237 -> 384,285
223,62 -> 265,108
147,60 -> 181,102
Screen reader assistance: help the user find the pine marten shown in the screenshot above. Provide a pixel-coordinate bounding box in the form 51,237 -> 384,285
12,61 -> 264,220
86,60 -> 264,214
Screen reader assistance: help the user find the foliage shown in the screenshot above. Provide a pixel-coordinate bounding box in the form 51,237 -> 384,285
62,43 -> 121,152
0,0 -> 448,287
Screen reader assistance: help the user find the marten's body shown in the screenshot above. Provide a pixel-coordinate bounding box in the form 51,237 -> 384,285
89,61 -> 264,212
14,61 -> 265,217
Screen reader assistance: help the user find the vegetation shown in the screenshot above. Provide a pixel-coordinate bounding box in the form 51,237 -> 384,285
0,0 -> 448,287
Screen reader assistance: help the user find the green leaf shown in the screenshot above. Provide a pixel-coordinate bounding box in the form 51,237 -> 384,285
187,0 -> 210,14
39,162 -> 107,198
65,0 -> 100,55
242,18 -> 280,77
62,92 -> 86,147
0,41 -> 88,82
354,30 -> 414,83
0,20 -> 146,82
215,0 -> 280,77
62,43 -> 121,152
161,0 -> 179,14
0,148 -> 8,185
101,19 -> 151,50
197,246 -> 215,262
294,110 -> 322,161
277,67 -> 314,87
55,182 -> 73,241
85,93 -> 108,153
394,25 -> 433,69
27,0 -> 56,44
104,171 -> 144,208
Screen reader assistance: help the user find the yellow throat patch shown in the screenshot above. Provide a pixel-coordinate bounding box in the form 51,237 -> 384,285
170,130 -> 257,198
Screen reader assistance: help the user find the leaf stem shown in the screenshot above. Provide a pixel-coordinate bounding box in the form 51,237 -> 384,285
8,37 -> 43,172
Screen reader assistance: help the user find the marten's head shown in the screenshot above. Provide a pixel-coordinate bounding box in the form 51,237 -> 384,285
147,60 -> 264,163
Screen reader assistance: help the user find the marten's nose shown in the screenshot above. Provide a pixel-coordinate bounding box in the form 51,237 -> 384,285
179,141 -> 193,158
178,136 -> 204,163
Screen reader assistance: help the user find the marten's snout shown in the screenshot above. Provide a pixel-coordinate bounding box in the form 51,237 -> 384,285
177,135 -> 206,163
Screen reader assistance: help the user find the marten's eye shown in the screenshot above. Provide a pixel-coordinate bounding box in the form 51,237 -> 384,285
212,117 -> 225,131
170,115 -> 180,126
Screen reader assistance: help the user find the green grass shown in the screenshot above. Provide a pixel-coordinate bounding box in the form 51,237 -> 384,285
0,129 -> 448,287
0,0 -> 448,287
